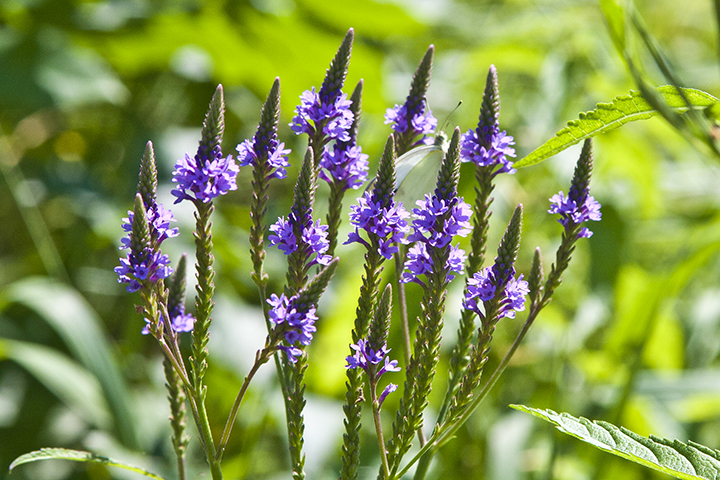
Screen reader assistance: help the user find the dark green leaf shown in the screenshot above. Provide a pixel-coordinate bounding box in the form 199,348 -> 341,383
515,87 -> 719,168
9,448 -> 165,479
512,404 -> 720,480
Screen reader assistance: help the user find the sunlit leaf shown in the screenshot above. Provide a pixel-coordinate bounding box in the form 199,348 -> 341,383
0,339 -> 110,428
0,277 -> 138,448
515,86 -> 719,168
9,448 -> 165,479
512,405 -> 720,480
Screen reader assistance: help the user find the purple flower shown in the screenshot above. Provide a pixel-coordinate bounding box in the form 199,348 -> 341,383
236,137 -> 291,179
121,203 -> 179,249
268,216 -> 297,255
267,293 -> 318,362
319,141 -> 369,190
345,191 -> 410,259
171,146 -> 239,204
384,103 -> 437,145
401,242 -> 466,284
460,124 -> 516,174
407,195 -> 473,248
141,306 -> 195,335
463,266 -> 529,320
379,383 -> 398,407
290,87 -> 354,142
345,338 -> 400,405
117,198 -> 177,293
548,191 -> 602,238
115,248 -> 173,293
269,212 -> 332,266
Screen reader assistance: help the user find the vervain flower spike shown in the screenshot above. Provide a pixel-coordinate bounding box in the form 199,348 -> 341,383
291,29 -> 355,166
340,135 -> 408,480
385,128 -> 470,479
237,78 -> 289,289
385,45 -> 437,154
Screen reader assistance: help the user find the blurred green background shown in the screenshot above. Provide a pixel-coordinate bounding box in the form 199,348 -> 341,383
2,0 -> 720,479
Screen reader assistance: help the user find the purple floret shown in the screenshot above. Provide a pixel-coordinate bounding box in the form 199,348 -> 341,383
460,124 -> 516,174
290,87 -> 354,142
115,248 -> 173,293
407,195 -> 472,249
121,203 -> 179,249
384,103 -> 437,145
236,137 -> 291,179
345,191 -> 410,259
267,293 -> 318,362
319,141 -> 369,190
463,266 -> 529,320
171,146 -> 239,204
548,191 -> 602,238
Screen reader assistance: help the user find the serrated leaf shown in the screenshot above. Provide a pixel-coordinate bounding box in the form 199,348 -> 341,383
514,86 -> 719,168
512,404 -> 720,480
0,338 -> 110,428
9,448 -> 165,479
0,277 -> 138,448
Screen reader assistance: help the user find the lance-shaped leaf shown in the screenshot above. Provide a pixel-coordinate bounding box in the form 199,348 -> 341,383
512,405 -> 720,480
515,86 -> 719,168
10,448 -> 165,479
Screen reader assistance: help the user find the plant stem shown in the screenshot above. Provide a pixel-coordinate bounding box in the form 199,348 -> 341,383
216,347 -> 272,461
370,377 -> 391,479
393,245 -> 412,369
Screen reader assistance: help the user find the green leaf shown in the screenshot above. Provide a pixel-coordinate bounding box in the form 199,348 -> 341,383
514,86 -> 719,168
0,338 -> 110,428
0,277 -> 138,448
512,404 -> 720,480
9,448 -> 165,479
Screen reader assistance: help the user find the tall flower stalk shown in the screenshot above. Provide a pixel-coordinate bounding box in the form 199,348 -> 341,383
169,85 -> 238,480
384,128 -> 471,478
339,135 -> 409,480
385,45 -> 438,374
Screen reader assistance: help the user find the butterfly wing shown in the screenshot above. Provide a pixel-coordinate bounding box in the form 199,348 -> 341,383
395,145 -> 444,209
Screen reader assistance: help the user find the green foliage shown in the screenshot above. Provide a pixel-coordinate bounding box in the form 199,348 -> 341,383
10,448 -> 165,480
515,87 -> 719,168
512,405 -> 720,480
0,277 -> 138,448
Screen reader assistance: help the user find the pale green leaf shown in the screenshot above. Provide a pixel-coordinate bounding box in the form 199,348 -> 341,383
512,404 -> 720,480
0,277 -> 138,448
9,448 -> 165,479
514,86 -> 719,168
0,338 -> 110,428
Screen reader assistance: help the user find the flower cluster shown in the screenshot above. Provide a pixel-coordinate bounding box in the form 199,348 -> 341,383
346,339 -> 400,406
290,87 -> 354,142
171,146 -> 239,204
548,191 -> 602,238
141,304 -> 194,335
116,249 -> 173,293
402,194 -> 472,284
460,124 -> 516,174
236,136 -> 291,179
345,191 -> 410,259
121,203 -> 178,248
267,293 -> 318,361
269,212 -> 332,266
463,265 -> 529,320
384,102 -> 437,145
319,141 -> 368,190
116,201 -> 178,293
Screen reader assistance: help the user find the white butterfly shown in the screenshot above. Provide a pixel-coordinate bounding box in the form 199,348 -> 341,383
394,131 -> 449,208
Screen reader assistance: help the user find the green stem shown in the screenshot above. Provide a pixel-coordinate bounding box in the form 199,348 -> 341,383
216,347 -> 272,461
369,376 -> 390,479
393,245 -> 412,368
